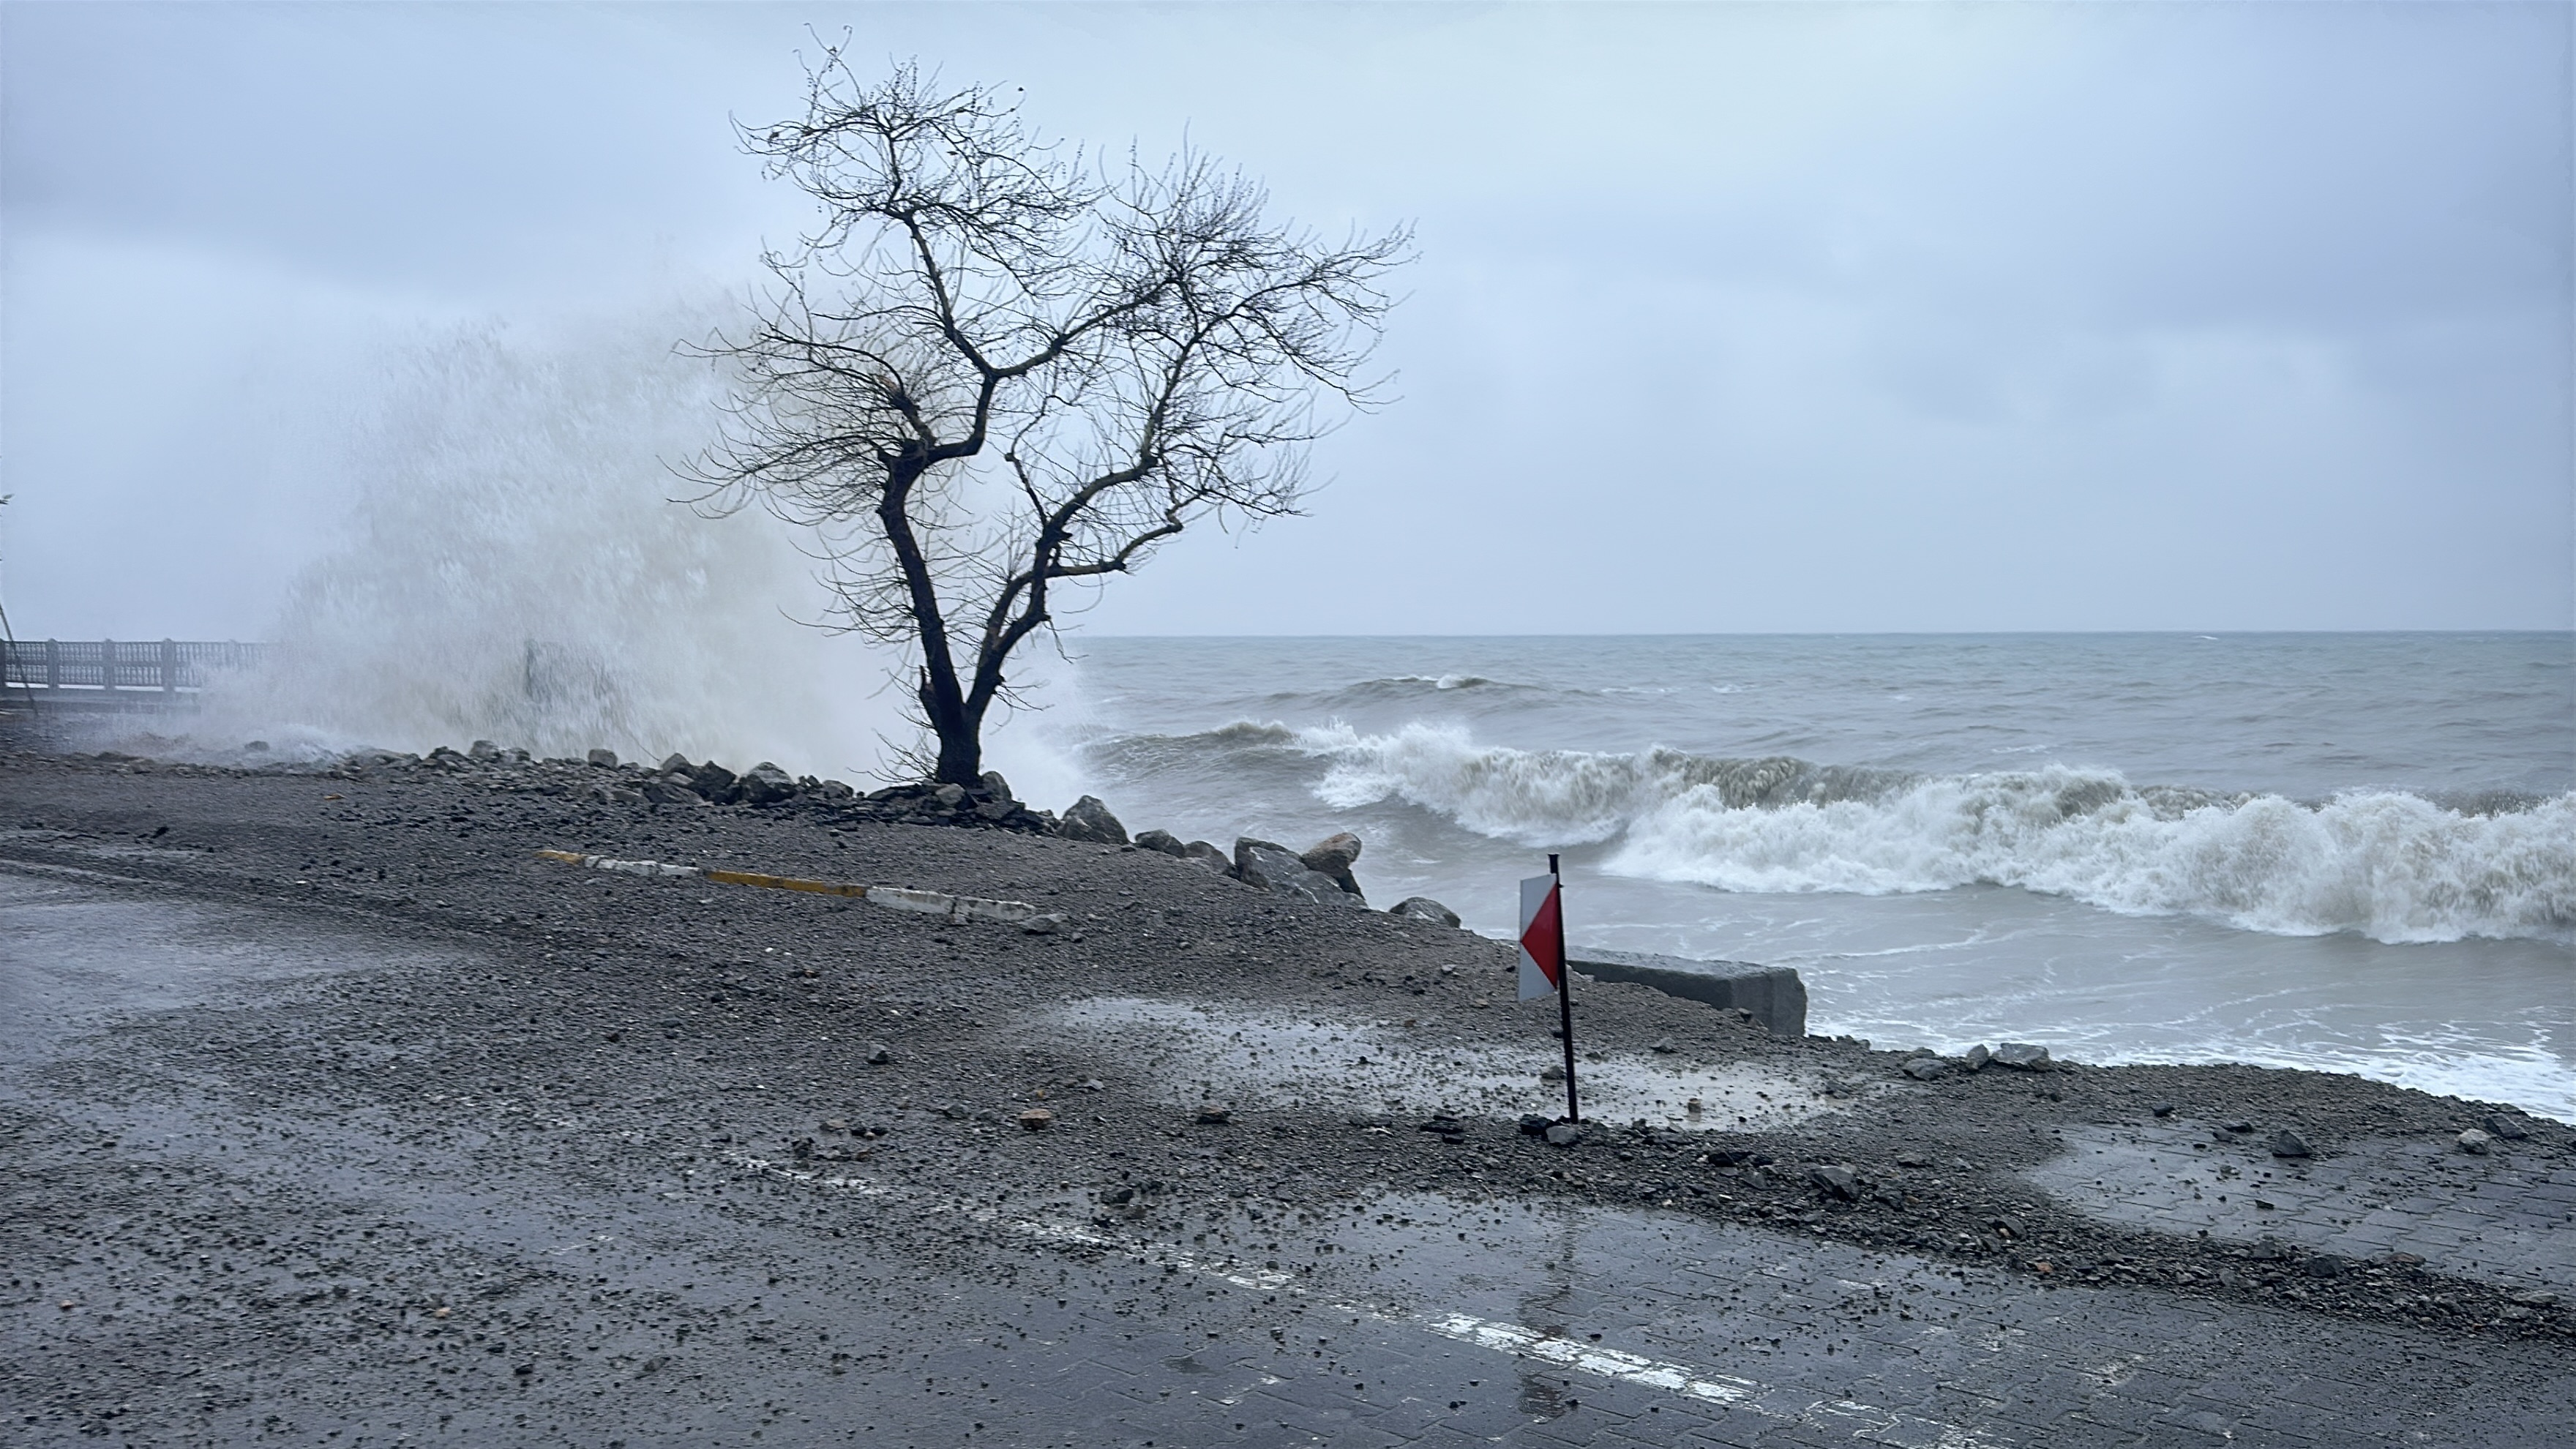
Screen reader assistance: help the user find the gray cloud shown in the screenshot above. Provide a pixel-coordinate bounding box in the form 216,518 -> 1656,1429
4,1 -> 2566,639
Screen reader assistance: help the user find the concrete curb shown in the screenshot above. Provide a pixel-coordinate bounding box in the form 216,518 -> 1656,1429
535,849 -> 1033,926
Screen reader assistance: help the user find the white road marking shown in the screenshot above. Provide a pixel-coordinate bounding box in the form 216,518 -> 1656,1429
723,1152 -> 2011,1444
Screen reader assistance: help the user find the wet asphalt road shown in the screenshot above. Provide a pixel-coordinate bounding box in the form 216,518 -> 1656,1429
6,863 -> 2575,1448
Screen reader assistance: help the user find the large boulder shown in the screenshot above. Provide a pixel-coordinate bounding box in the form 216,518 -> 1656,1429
1181,840 -> 1232,874
1234,838 -> 1367,908
1133,828 -> 1188,857
736,762 -> 799,806
690,760 -> 739,801
1057,795 -> 1129,845
1389,896 -> 1461,928
1299,832 -> 1367,902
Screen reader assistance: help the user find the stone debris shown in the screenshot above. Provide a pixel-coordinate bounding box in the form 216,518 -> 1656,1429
1194,1105 -> 1232,1126
1233,838 -> 1366,909
1543,1122 -> 1584,1147
1902,1055 -> 1950,1081
2484,1113 -> 2531,1140
1016,1108 -> 1054,1131
1298,832 -> 1366,901
1020,913 -> 1067,935
2271,1128 -> 2315,1158
1056,795 -> 1128,845
1991,1042 -> 2053,1071
1388,896 -> 1461,927
585,747 -> 618,768
1807,1164 -> 1861,1200
2457,1128 -> 2494,1155
1961,1044 -> 1992,1071
864,1041 -> 894,1066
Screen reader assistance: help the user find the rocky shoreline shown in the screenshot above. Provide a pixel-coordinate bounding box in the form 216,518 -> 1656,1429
3,738 -> 2571,1358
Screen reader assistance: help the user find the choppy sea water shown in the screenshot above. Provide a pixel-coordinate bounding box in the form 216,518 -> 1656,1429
1044,634 -> 2576,1120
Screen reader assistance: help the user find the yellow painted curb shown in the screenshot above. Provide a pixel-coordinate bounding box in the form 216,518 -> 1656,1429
535,849 -> 1037,925
703,866 -> 869,899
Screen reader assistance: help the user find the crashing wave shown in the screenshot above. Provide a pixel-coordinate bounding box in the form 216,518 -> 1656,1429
1289,722 -> 2576,946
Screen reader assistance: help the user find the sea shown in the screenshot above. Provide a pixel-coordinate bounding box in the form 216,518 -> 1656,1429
1043,633 -> 2575,1121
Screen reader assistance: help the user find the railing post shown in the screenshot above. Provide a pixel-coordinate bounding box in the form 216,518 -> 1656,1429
162,638 -> 179,694
46,640 -> 60,692
102,638 -> 116,692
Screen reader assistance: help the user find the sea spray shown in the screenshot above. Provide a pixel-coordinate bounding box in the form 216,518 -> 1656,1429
185,305 -> 912,776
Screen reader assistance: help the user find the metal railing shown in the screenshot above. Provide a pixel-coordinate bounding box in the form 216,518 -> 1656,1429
1,640 -> 268,712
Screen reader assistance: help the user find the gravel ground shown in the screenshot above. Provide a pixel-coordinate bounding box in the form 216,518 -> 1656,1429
4,741 -> 2572,1444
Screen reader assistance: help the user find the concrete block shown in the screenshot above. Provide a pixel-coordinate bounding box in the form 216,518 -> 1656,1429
1566,948 -> 1807,1038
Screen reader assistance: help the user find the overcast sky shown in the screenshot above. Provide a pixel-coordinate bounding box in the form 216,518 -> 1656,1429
4,1 -> 2569,639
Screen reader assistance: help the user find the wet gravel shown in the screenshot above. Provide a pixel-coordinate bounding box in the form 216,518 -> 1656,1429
4,739 -> 2571,1441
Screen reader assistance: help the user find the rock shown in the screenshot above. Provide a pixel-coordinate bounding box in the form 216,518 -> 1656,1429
1807,1164 -> 1861,1200
978,771 -> 1014,802
2457,1128 -> 2493,1155
691,761 -> 738,800
1020,913 -> 1067,935
1181,840 -> 1232,873
1057,795 -> 1128,845
2303,1253 -> 2348,1278
1233,838 -> 1366,908
1961,1044 -> 1991,1071
737,763 -> 799,806
864,1041 -> 894,1066
1194,1105 -> 1232,1126
469,740 -> 502,761
1298,832 -> 1366,900
1650,1037 -> 1678,1055
1016,1109 -> 1054,1131
930,782 -> 967,808
2270,1128 -> 2314,1158
586,747 -> 618,768
1991,1042 -> 2053,1071
1517,1113 -> 1552,1137
2152,1101 -> 2176,1117
640,780 -> 706,806
1133,829 -> 1188,857
1300,831 -> 1363,875
1902,1056 -> 1950,1081
2483,1113 -> 2531,1140
658,753 -> 693,774
1543,1123 -> 1584,1147
1388,896 -> 1462,927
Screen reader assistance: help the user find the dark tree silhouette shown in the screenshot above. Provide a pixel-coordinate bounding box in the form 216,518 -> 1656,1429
690,55 -> 1410,786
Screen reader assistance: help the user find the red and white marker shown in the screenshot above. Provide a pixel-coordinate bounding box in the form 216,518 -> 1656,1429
1518,854 -> 1579,1121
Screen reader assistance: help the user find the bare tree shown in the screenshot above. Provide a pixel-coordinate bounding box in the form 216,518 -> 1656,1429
689,55 -> 1411,787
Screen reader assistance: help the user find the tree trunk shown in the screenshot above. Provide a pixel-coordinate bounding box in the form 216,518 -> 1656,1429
921,672 -> 984,785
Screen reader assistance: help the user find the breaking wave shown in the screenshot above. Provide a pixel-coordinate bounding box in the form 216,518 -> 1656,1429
1294,722 -> 2576,945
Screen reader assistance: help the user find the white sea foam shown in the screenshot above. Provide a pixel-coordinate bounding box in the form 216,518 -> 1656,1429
1298,721 -> 2576,945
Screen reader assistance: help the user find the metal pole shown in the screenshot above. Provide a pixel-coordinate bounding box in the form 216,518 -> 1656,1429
1551,852 -> 1579,1122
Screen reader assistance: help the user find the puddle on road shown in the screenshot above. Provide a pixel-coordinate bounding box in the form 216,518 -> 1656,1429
1042,996 -> 1856,1129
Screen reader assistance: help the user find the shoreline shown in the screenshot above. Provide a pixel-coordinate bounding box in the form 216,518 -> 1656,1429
4,741 -> 2569,1337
